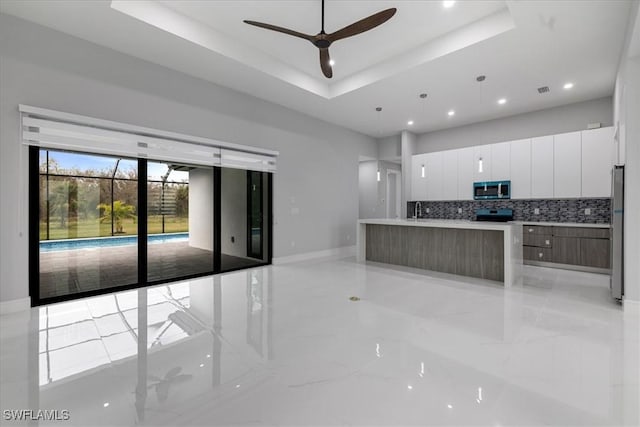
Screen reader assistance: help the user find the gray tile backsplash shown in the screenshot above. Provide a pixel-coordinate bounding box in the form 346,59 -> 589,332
407,198 -> 611,223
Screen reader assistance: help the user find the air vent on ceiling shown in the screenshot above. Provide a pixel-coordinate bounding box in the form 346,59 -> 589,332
537,86 -> 550,94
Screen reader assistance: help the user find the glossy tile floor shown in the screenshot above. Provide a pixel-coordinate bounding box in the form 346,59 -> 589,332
1,257 -> 638,426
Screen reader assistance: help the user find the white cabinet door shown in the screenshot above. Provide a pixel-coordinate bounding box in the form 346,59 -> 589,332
491,142 -> 510,181
553,131 -> 582,198
425,151 -> 443,200
531,135 -> 554,198
582,127 -> 614,197
472,144 -> 492,183
411,154 -> 427,201
457,147 -> 474,200
442,149 -> 458,201
509,138 -> 531,199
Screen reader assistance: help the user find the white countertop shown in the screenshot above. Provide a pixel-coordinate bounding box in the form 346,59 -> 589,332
358,218 -> 517,231
516,221 -> 610,228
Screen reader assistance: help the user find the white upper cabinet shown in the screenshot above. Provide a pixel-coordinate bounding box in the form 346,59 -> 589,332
581,127 -> 614,197
531,135 -> 554,198
409,126 -> 613,202
425,151 -> 444,200
491,142 -> 510,181
442,149 -> 458,200
457,147 -> 474,200
472,144 -> 492,183
553,131 -> 582,198
411,153 -> 427,201
509,138 -> 532,199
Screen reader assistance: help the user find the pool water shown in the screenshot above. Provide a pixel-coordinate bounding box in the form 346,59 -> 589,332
40,233 -> 188,252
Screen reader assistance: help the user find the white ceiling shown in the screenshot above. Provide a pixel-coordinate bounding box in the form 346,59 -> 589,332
0,0 -> 633,138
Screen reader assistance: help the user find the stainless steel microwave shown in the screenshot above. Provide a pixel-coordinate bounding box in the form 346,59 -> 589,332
473,180 -> 511,200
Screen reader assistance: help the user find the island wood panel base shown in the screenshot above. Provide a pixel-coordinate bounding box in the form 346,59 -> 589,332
365,224 -> 504,282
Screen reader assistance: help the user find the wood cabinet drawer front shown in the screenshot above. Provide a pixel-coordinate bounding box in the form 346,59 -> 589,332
524,246 -> 553,262
553,226 -> 610,239
523,234 -> 553,248
524,225 -> 553,235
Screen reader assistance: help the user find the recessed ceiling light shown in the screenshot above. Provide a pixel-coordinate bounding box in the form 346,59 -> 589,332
497,98 -> 507,105
448,110 -> 455,117
407,120 -> 414,126
329,59 -> 335,66
443,0 -> 456,8
563,82 -> 574,90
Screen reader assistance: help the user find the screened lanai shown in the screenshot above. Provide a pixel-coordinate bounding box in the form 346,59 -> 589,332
37,149 -> 268,301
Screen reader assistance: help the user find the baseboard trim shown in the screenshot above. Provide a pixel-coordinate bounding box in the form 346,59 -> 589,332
524,260 -> 610,275
273,245 -> 356,265
623,298 -> 640,315
0,297 -> 31,315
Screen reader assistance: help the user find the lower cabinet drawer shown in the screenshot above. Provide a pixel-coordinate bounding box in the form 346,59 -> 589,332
523,234 -> 553,248
524,225 -> 553,236
524,246 -> 553,262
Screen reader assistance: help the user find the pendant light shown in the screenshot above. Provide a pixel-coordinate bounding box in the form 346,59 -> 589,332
376,106 -> 382,182
477,75 -> 486,174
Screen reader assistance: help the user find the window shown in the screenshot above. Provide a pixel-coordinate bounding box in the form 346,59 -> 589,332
30,149 -> 273,305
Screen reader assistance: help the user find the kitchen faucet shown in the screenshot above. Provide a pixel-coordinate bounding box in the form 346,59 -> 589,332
413,201 -> 421,219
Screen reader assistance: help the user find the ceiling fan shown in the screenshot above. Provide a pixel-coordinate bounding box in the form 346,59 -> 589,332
243,0 -> 397,78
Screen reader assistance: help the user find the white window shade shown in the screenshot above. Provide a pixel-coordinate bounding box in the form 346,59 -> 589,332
20,105 -> 277,170
220,149 -> 277,172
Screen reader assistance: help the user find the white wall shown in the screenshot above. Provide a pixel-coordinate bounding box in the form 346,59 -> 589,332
415,97 -> 613,154
358,160 -> 401,219
221,168 -> 247,257
377,134 -> 401,162
188,168 -> 214,251
0,14 -> 377,303
614,1 -> 640,306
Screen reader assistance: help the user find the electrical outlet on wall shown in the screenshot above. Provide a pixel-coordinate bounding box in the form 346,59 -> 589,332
534,208 -> 540,215
426,208 -> 430,213
457,208 -> 462,214
585,208 -> 591,215
231,236 -> 235,243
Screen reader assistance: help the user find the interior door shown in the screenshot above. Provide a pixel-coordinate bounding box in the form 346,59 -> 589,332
247,170 -> 263,259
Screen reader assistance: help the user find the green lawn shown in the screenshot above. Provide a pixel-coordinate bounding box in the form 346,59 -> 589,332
40,216 -> 189,240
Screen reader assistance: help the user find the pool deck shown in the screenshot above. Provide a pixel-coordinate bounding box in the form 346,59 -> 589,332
39,241 -> 263,299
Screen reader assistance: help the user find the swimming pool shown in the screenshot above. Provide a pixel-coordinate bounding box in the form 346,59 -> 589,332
40,233 -> 188,252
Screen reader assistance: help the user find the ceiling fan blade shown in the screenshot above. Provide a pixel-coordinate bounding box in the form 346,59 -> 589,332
327,8 -> 397,43
243,20 -> 313,42
319,48 -> 333,78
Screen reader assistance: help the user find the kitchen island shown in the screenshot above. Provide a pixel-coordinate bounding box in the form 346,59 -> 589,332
357,219 -> 523,287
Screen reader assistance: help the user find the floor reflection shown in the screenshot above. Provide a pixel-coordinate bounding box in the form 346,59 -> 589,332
2,261 -> 636,426
31,268 -> 272,426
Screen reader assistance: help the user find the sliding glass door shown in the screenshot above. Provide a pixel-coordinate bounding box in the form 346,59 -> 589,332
220,168 -> 271,272
30,148 -> 272,305
146,161 -> 215,283
36,150 -> 138,300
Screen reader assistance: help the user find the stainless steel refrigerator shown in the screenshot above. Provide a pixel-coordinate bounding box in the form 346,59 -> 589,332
611,165 -> 624,301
